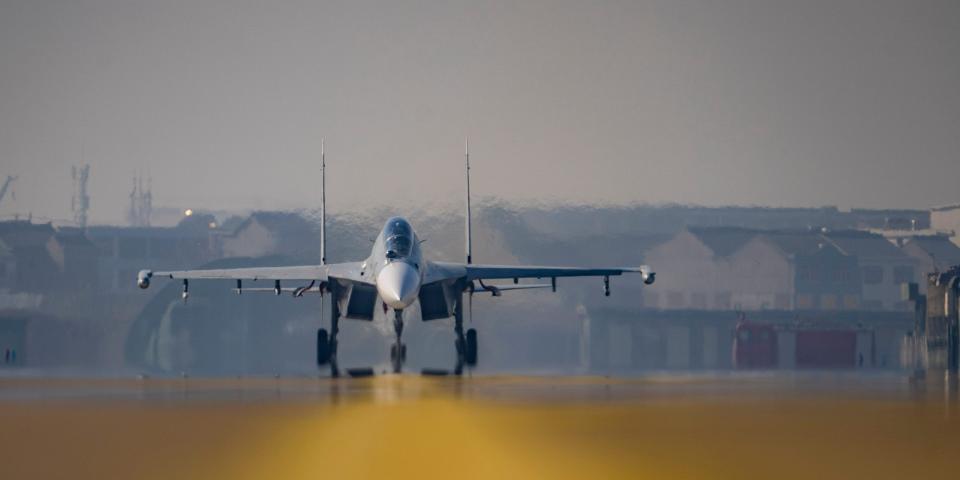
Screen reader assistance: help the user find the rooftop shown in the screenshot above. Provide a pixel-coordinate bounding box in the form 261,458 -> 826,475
686,227 -> 760,257
822,230 -> 909,259
903,236 -> 960,265
761,231 -> 836,257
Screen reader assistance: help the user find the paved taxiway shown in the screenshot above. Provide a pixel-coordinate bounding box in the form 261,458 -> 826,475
1,373 -> 958,479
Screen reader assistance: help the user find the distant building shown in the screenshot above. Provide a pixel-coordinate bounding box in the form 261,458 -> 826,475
822,230 -> 918,311
46,228 -> 99,291
641,227 -> 745,310
0,239 -> 15,290
0,313 -> 27,368
86,218 -> 220,293
642,227 -> 860,311
930,204 -> 960,247
848,209 -> 930,231
745,230 -> 860,311
0,221 -> 58,292
900,235 -> 960,279
220,211 -> 318,258
0,221 -> 102,309
87,211 -> 319,293
586,308 -> 910,372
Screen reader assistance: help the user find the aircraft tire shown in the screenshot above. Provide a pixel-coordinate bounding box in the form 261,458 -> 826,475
465,329 -> 478,365
317,329 -> 331,365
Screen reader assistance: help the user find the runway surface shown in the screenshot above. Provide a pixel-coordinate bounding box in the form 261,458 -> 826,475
1,372 -> 959,479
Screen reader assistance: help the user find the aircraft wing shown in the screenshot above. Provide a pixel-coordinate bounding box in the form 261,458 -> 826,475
424,262 -> 655,285
138,262 -> 368,288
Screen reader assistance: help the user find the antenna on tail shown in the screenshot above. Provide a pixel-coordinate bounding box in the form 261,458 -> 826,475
465,137 -> 472,264
321,138 -> 327,265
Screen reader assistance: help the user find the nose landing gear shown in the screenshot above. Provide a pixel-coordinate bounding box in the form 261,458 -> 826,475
390,309 -> 406,373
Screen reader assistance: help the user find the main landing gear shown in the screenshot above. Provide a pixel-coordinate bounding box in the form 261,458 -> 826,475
317,291 -> 341,377
390,309 -> 407,373
453,297 -> 478,375
317,327 -> 340,377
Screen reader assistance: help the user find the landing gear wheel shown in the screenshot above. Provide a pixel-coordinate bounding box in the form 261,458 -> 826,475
465,328 -> 478,366
390,343 -> 406,373
390,343 -> 407,361
316,328 -> 330,365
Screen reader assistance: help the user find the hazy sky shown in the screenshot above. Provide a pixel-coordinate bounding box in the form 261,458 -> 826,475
1,0 -> 958,224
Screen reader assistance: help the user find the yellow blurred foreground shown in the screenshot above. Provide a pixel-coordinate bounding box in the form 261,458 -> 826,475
1,374 -> 959,479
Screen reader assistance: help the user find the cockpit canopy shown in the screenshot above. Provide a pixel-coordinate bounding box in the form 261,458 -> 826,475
384,217 -> 414,258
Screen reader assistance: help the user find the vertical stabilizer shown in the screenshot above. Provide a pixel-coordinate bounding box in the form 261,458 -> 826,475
321,139 -> 327,265
465,138 -> 472,264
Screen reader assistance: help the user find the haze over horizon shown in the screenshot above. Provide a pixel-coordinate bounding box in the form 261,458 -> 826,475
1,0 -> 958,224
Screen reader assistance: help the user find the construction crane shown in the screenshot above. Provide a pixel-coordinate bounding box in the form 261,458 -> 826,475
0,176 -> 16,208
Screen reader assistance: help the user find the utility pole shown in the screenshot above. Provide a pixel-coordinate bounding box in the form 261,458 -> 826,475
71,165 -> 90,229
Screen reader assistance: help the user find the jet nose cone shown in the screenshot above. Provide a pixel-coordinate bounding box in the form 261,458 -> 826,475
377,262 -> 421,309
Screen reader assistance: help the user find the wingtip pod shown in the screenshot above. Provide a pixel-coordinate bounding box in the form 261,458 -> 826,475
639,265 -> 656,285
137,269 -> 153,289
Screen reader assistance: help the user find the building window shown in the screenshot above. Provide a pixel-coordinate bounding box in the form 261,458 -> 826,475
820,294 -> 838,310
843,294 -> 860,310
833,268 -> 853,282
667,291 -> 685,308
893,266 -> 915,284
861,266 -> 883,285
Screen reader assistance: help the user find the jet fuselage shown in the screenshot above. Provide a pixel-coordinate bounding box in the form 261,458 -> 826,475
367,216 -> 423,310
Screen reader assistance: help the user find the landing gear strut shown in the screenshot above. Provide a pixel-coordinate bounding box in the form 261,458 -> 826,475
390,309 -> 406,373
317,288 -> 341,378
453,295 -> 479,375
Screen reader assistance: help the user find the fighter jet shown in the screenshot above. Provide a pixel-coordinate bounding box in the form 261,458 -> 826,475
137,141 -> 655,375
